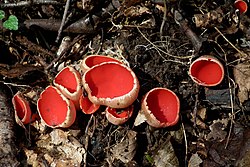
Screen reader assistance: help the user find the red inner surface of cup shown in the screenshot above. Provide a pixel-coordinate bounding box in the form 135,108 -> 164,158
146,89 -> 178,123
85,56 -> 120,68
190,60 -> 223,85
234,0 -> 248,14
54,67 -> 77,93
85,63 -> 134,98
38,87 -> 68,126
107,107 -> 131,118
13,95 -> 26,119
80,95 -> 99,114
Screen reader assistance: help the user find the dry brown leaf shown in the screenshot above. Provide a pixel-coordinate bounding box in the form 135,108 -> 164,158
134,109 -> 147,126
188,153 -> 203,167
110,130 -> 137,163
191,108 -> 208,129
206,119 -> 229,141
28,129 -> 85,166
233,63 -> 250,103
153,137 -> 179,167
123,5 -> 151,17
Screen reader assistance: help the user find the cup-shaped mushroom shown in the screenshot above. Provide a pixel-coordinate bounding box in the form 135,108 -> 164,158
79,94 -> 100,114
53,66 -> 82,110
12,91 -> 37,125
83,62 -> 139,108
234,0 -> 248,14
105,105 -> 133,125
189,55 -> 224,86
81,55 -> 122,73
37,86 -> 76,128
142,88 -> 180,128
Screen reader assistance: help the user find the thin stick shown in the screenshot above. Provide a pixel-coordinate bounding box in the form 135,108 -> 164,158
214,27 -> 247,57
160,0 -> 167,39
181,122 -> 188,167
56,0 -> 71,43
0,0 -> 61,8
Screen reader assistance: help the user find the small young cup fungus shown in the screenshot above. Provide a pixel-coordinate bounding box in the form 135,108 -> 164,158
83,62 -> 139,108
79,94 -> 100,114
37,86 -> 76,128
105,105 -> 133,125
141,88 -> 180,128
53,66 -> 82,110
81,55 -> 122,73
12,91 -> 37,125
234,0 -> 248,14
189,55 -> 224,87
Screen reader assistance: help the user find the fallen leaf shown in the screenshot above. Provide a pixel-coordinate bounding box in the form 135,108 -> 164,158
110,130 -> 137,163
233,63 -> 250,103
123,5 -> 151,17
206,119 -> 229,141
188,153 -> 203,167
134,109 -> 147,126
153,136 -> 179,167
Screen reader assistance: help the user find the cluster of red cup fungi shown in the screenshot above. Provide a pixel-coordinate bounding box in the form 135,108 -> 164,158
12,53 -> 225,129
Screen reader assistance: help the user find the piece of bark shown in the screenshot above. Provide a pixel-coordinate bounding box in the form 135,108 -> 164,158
0,83 -> 20,166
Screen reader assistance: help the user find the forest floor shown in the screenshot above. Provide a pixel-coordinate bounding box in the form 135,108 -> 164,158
0,0 -> 250,167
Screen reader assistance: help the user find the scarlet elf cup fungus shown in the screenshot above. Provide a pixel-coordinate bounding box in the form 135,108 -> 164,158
37,86 -> 76,128
234,0 -> 248,14
12,91 -> 37,125
80,55 -> 122,73
53,66 -> 82,110
79,94 -> 100,114
105,105 -> 134,125
189,55 -> 224,87
83,62 -> 139,108
141,88 -> 180,128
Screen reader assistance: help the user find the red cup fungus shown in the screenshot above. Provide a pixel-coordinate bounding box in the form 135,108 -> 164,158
79,94 -> 100,114
105,105 -> 134,125
141,87 -> 180,128
234,0 -> 248,14
83,62 -> 139,108
12,91 -> 37,125
189,55 -> 224,87
53,66 -> 82,110
37,86 -> 76,128
81,55 -> 122,73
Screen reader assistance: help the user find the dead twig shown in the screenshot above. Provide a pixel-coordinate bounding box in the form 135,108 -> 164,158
159,0 -> 167,39
23,16 -> 97,34
193,85 -> 199,128
0,0 -> 62,8
56,0 -> 71,43
45,35 -> 86,71
174,10 -> 202,53
83,115 -> 96,167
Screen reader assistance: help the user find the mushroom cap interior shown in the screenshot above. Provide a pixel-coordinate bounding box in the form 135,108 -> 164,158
54,67 -> 77,93
190,59 -> 223,85
146,89 -> 179,123
38,86 -> 68,126
13,95 -> 26,119
80,95 -> 99,114
85,55 -> 120,68
107,107 -> 132,118
85,63 -> 134,98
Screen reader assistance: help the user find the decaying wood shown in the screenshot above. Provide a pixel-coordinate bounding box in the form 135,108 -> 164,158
0,0 -> 62,8
174,10 -> 202,53
0,83 -> 19,166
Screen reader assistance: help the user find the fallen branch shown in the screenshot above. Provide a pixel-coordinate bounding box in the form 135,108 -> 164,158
0,83 -> 20,166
